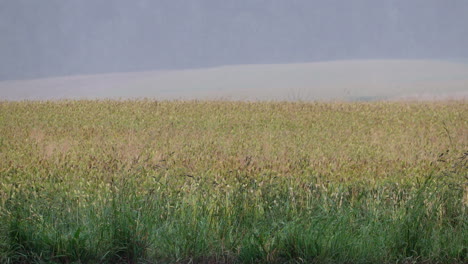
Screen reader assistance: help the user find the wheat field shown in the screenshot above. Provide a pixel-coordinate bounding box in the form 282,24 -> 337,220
0,100 -> 466,263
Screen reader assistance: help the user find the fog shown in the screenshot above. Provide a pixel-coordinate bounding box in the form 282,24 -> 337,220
0,1 -> 467,100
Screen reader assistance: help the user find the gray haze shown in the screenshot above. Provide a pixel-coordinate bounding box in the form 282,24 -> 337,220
1,0 -> 468,81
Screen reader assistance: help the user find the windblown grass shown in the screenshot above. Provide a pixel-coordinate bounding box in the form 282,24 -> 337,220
0,100 -> 466,263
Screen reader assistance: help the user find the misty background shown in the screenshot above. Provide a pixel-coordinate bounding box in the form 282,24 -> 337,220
1,0 -> 468,81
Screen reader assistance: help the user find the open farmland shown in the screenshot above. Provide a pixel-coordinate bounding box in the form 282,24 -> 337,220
1,60 -> 468,101
0,100 -> 467,263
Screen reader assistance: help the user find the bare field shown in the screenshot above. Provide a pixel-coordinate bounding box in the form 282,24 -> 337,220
1,60 -> 468,101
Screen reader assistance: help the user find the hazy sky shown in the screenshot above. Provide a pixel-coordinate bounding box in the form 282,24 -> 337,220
1,0 -> 468,81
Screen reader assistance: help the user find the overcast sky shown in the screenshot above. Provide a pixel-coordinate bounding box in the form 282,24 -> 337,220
1,0 -> 468,81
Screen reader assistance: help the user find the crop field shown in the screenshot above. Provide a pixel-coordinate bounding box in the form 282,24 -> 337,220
0,100 -> 467,263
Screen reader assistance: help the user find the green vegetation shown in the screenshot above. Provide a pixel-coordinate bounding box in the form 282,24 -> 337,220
0,100 -> 466,263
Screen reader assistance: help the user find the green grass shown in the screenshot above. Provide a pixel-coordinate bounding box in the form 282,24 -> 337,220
0,100 -> 466,263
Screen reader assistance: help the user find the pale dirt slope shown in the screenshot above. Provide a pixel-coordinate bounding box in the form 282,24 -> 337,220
1,60 -> 467,101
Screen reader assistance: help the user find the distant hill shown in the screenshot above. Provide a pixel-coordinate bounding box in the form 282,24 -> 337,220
1,60 -> 467,101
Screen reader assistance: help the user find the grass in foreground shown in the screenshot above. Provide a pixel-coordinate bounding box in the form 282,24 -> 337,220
0,100 -> 467,263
